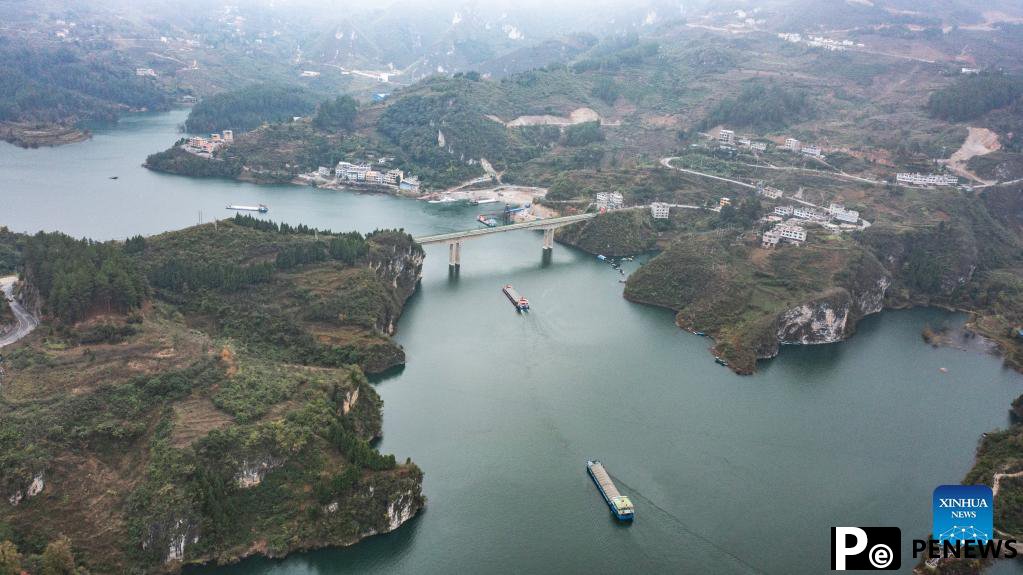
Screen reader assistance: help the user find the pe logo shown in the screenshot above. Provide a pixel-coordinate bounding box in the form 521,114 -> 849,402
933,484 -> 993,543
831,527 -> 901,570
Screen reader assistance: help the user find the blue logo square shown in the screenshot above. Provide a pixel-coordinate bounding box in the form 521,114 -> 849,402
933,485 -> 993,543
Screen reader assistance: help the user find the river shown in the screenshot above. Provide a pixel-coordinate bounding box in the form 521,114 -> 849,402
2,110 -> 1022,574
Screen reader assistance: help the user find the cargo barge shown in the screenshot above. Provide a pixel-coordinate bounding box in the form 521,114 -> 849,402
226,204 -> 269,213
502,284 -> 529,311
587,460 -> 634,521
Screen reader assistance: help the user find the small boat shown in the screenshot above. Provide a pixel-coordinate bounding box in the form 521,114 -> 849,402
693,331 -> 706,337
475,198 -> 501,204
714,356 -> 729,366
226,204 -> 269,213
477,215 -> 498,227
596,255 -> 607,261
109,176 -> 119,180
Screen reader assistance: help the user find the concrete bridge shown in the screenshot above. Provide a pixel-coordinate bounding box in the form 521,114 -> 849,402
414,212 -> 597,267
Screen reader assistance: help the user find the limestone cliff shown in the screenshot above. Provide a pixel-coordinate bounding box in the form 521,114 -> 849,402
625,231 -> 892,373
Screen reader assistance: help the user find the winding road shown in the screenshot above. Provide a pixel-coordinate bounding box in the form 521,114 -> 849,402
0,276 -> 38,349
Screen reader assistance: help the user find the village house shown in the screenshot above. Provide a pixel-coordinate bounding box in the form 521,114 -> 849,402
828,203 -> 859,224
896,173 -> 959,187
800,145 -> 824,159
650,202 -> 670,219
596,191 -> 625,211
793,206 -> 824,221
399,177 -> 421,193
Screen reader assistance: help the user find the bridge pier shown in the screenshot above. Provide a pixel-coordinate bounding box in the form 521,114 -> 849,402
542,228 -> 554,252
448,241 -> 461,268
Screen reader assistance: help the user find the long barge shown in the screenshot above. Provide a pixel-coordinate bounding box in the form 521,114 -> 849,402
502,284 -> 529,311
586,460 -> 635,521
226,204 -> 269,213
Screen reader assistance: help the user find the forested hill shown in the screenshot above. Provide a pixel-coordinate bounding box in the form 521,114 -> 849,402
0,41 -> 171,132
0,217 -> 426,573
184,85 -> 320,133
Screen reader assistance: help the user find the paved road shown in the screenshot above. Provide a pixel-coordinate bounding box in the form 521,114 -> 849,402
0,276 -> 38,349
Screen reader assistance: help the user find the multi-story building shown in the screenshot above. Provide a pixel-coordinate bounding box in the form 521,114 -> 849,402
383,169 -> 404,185
650,202 -> 670,219
222,130 -> 234,143
793,206 -> 824,221
801,145 -> 823,159
596,191 -> 625,211
776,224 -> 806,243
759,186 -> 783,200
719,197 -> 732,208
774,205 -> 794,216
336,161 -> 372,182
718,129 -> 735,145
399,177 -> 421,193
762,228 -> 781,248
828,203 -> 859,224
785,138 -> 801,153
895,173 -> 959,187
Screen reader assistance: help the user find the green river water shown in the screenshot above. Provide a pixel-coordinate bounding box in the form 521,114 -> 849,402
2,110 -> 1022,574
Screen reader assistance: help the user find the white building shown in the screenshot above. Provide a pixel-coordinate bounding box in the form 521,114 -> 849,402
776,224 -> 806,243
718,129 -> 735,145
762,223 -> 806,247
399,177 -> 421,193
896,173 -> 959,187
317,166 -> 332,177
961,68 -> 980,75
336,161 -> 372,182
828,203 -> 859,224
135,67 -> 156,77
774,205 -> 794,216
759,186 -> 783,200
596,191 -> 625,211
650,202 -> 670,219
222,130 -> 233,143
793,206 -> 824,220
801,145 -> 823,159
785,138 -> 801,153
383,169 -> 404,185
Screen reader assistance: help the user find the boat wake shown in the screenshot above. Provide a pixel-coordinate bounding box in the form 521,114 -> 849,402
608,473 -> 764,574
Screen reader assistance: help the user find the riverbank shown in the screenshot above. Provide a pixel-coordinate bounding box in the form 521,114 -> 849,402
0,122 -> 90,148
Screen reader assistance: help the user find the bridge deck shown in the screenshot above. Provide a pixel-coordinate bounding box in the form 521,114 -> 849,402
414,212 -> 597,244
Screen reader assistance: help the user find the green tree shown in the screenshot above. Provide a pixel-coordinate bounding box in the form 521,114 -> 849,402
591,78 -> 620,105
0,541 -> 22,575
313,95 -> 358,132
40,537 -> 75,575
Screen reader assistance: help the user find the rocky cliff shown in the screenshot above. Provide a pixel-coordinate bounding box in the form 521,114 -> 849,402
0,223 -> 427,574
625,231 -> 893,373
